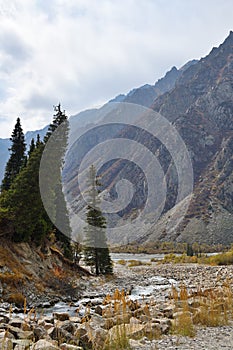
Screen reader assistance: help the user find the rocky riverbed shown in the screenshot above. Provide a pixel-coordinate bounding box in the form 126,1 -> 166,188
1,262 -> 233,349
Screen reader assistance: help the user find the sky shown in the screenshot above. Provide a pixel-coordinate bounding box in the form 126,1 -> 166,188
0,0 -> 232,138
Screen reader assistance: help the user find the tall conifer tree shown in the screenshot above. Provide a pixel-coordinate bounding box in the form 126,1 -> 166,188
1,118 -> 26,191
83,165 -> 113,275
44,104 -> 72,258
3,142 -> 52,243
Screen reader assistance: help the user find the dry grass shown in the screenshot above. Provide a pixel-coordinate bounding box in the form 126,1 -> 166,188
117,259 -> 127,265
101,288 -> 160,349
160,247 -> 233,266
6,292 -> 25,307
170,281 -> 233,336
128,259 -> 151,267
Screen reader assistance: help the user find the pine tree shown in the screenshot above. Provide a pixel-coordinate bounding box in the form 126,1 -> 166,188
1,141 -> 52,243
187,243 -> 194,257
83,165 -> 113,275
28,138 -> 35,157
1,118 -> 26,191
43,104 -> 72,258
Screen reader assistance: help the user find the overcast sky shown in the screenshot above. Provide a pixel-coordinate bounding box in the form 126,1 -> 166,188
0,0 -> 232,138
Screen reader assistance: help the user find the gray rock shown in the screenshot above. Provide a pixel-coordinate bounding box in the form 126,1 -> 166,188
32,339 -> 59,350
53,313 -> 70,321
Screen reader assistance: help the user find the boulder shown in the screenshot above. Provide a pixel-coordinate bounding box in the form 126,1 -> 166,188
108,323 -> 145,342
33,327 -> 47,342
48,327 -> 75,344
53,313 -> 70,321
32,339 -> 59,350
7,326 -> 33,340
12,339 -> 32,349
59,321 -> 76,335
8,319 -> 25,329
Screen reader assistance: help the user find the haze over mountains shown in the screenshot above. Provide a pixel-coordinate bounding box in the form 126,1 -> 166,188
0,59 -> 197,182
1,31 -> 233,246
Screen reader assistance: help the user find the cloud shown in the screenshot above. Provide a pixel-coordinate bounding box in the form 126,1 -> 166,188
0,0 -> 232,137
0,30 -> 31,62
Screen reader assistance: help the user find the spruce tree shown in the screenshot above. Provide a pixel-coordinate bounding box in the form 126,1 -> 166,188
1,141 -> 52,243
1,118 -> 26,191
83,165 -> 113,275
28,138 -> 35,157
43,104 -> 72,258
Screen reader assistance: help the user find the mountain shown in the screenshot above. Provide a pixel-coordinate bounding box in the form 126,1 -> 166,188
63,31 -> 233,247
0,138 -> 10,181
143,31 -> 233,245
0,126 -> 48,184
110,60 -> 197,107
0,61 -> 193,183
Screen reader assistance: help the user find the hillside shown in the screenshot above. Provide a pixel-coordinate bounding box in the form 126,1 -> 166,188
0,239 -> 89,306
145,31 -> 233,245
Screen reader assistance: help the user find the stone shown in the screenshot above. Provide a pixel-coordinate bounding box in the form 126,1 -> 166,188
74,326 -> 92,349
60,345 -> 83,350
163,304 -> 175,318
12,339 -> 32,350
32,339 -> 59,350
69,317 -> 81,324
94,305 -> 103,316
0,332 -> 14,340
129,339 -> 143,349
48,327 -> 75,343
89,314 -> 105,329
130,316 -> 141,324
53,313 -> 70,321
8,319 -> 25,329
7,326 -> 33,340
0,316 -> 9,324
108,323 -> 146,342
33,327 -> 47,342
59,321 -> 76,335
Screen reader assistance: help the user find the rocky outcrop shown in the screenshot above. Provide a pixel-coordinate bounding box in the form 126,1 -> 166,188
0,241 -> 89,306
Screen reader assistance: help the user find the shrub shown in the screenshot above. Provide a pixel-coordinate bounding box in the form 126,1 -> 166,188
117,259 -> 126,265
7,292 -> 25,307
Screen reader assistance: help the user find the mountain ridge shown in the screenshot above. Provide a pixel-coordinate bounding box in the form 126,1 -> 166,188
0,60 -> 195,182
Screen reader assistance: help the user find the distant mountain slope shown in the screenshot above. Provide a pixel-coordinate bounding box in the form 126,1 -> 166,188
0,126 -> 48,183
143,31 -> 233,245
0,139 -> 10,181
0,60 -> 195,183
63,31 -> 233,246
110,60 -> 197,107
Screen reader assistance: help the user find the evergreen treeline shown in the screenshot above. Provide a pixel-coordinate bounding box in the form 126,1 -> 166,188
0,105 -> 72,258
0,106 -> 113,275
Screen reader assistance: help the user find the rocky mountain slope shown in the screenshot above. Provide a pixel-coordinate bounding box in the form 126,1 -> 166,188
145,31 -> 233,245
110,60 -> 197,107
64,31 -> 233,247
